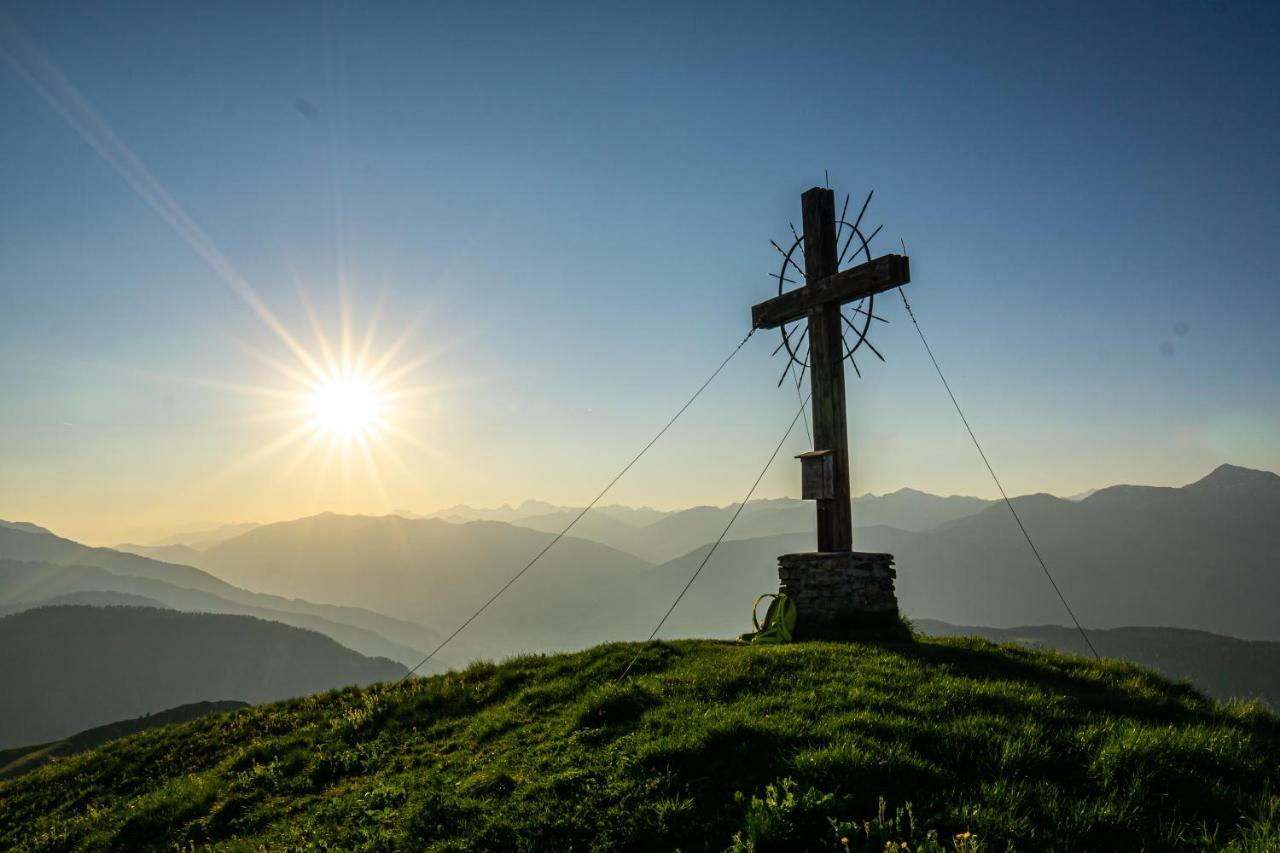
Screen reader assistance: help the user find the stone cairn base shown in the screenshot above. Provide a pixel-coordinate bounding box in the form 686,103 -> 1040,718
777,552 -> 901,640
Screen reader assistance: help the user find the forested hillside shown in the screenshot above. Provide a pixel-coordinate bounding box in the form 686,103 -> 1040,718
0,606 -> 404,749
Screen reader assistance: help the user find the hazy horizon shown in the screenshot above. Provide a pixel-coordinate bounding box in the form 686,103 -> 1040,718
9,460 -> 1268,548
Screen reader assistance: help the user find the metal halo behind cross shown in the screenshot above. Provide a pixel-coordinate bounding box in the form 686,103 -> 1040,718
771,190 -> 888,383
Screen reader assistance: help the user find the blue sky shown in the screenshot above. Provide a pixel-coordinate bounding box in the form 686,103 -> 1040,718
1,1 -> 1277,544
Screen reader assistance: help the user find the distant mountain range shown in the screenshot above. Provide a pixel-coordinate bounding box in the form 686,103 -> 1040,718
140,513 -> 654,658
121,486 -> 995,572
0,524 -> 452,668
5,463 -> 1277,731
412,490 -> 993,563
414,489 -> 993,532
105,462 -> 1280,653
148,522 -> 262,549
890,463 -> 1280,640
639,464 -> 1280,643
0,606 -> 404,749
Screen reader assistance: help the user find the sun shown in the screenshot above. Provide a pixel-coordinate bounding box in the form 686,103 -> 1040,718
201,282 -> 458,511
306,374 -> 386,438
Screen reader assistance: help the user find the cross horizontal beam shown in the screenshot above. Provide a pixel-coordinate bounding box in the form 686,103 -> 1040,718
751,253 -> 911,330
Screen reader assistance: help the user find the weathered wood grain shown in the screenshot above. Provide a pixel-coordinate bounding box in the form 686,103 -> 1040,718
799,187 -> 856,553
751,253 -> 910,330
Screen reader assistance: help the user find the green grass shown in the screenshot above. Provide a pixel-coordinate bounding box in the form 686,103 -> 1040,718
0,701 -> 249,782
2,636 -> 1278,851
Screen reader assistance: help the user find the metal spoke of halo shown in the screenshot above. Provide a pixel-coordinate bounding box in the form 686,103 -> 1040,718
770,188 -> 887,378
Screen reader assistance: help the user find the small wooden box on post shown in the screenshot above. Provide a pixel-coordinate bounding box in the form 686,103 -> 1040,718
796,450 -> 835,501
751,186 -> 912,639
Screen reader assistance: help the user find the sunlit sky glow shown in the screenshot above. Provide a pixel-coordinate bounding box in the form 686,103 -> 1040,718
1,2 -> 1278,545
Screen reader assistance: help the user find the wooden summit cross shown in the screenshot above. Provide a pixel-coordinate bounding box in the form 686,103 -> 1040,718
751,187 -> 911,553
750,187 -> 911,636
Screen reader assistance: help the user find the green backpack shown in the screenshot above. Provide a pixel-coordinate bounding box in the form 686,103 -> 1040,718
738,593 -> 798,645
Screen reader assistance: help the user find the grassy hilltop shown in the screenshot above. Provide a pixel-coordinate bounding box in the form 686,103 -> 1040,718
2,637 -> 1279,851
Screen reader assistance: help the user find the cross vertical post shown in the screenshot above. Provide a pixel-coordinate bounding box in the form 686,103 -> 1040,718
800,187 -> 854,553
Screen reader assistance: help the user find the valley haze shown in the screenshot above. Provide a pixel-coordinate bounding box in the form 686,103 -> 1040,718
2,464 -> 1276,737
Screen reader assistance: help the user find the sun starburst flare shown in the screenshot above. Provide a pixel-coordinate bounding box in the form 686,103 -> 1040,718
175,281 -> 474,518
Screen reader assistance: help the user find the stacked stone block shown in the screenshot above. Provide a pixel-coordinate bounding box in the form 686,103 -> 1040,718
777,551 -> 899,639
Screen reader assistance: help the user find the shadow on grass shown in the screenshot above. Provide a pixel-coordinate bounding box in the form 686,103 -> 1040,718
875,638 -> 1216,722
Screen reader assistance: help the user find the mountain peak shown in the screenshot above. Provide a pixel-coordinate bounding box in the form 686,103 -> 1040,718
0,520 -> 54,536
1188,464 -> 1280,492
515,499 -> 562,514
